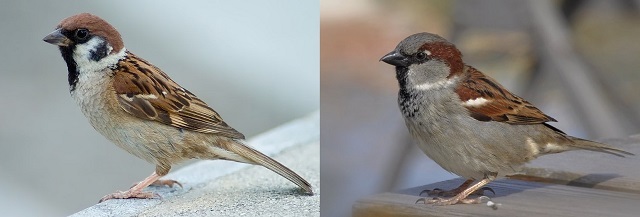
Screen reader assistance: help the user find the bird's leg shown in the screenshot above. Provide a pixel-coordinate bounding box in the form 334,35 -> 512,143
419,179 -> 494,197
129,164 -> 182,189
417,175 -> 496,206
100,172 -> 163,203
130,179 -> 182,189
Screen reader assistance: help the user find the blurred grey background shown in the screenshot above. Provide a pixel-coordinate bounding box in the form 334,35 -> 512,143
321,0 -> 640,217
0,1 -> 318,216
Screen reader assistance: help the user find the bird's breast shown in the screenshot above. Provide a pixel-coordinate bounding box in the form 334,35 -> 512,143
397,88 -> 534,179
70,70 -> 161,163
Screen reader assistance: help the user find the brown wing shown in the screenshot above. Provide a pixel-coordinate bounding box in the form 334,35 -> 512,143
112,51 -> 245,139
455,66 -> 556,125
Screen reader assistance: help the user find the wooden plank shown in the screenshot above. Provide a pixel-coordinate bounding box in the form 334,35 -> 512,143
354,178 -> 640,217
353,135 -> 640,216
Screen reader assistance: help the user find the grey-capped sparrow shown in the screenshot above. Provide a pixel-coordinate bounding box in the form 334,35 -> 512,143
43,13 -> 312,202
380,32 -> 632,206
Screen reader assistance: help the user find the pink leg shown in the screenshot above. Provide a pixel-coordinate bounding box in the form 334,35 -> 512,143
99,172 -> 163,203
420,179 -> 494,197
425,178 -> 493,206
131,179 -> 183,189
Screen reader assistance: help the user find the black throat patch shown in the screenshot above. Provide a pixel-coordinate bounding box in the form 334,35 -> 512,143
59,46 -> 79,92
395,66 -> 409,88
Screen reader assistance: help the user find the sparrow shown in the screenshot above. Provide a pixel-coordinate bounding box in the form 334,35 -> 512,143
380,32 -> 632,206
43,13 -> 312,202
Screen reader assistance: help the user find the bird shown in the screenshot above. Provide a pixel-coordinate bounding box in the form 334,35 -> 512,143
43,13 -> 313,202
380,32 -> 632,206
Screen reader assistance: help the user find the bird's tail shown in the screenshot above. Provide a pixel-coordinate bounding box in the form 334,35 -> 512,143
221,139 -> 313,195
568,136 -> 634,157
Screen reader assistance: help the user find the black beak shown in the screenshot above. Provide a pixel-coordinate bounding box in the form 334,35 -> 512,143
380,50 -> 410,67
43,29 -> 72,47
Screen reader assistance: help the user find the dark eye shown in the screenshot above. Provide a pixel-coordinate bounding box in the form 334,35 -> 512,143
416,52 -> 428,61
74,29 -> 89,40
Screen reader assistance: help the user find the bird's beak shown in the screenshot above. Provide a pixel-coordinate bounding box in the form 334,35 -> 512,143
43,29 -> 72,47
380,50 -> 410,67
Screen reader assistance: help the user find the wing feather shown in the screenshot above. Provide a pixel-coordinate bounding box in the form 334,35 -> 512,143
112,51 -> 245,139
455,66 -> 556,125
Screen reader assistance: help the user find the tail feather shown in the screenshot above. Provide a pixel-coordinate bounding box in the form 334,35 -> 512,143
224,139 -> 313,195
569,136 -> 634,157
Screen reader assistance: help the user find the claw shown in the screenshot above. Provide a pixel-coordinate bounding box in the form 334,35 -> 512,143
478,196 -> 501,210
419,189 -> 430,196
419,188 -> 444,196
480,187 -> 495,195
415,177 -> 497,206
104,172 -> 173,203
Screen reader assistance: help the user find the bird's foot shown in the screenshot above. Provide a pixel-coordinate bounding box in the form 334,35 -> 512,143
415,195 -> 491,206
131,179 -> 182,189
419,186 -> 494,197
99,190 -> 160,203
416,177 -> 498,208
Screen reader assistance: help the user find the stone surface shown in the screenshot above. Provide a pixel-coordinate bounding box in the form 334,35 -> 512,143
71,112 -> 319,217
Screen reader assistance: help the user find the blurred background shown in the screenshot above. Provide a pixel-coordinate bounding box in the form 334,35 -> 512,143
0,1 -> 318,216
321,0 -> 640,216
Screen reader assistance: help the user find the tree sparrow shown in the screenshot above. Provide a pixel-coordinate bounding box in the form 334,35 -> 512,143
380,32 -> 632,205
43,13 -> 312,202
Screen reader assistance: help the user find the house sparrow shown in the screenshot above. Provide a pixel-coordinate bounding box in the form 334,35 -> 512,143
43,13 -> 312,202
380,32 -> 632,206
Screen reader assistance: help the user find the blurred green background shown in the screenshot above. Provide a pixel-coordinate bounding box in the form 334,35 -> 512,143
0,1 -> 318,216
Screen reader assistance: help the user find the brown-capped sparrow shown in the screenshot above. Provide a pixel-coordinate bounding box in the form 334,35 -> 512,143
380,32 -> 632,206
43,13 -> 312,202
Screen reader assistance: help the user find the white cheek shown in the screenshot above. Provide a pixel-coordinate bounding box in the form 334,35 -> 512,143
73,37 -> 126,75
411,75 -> 458,90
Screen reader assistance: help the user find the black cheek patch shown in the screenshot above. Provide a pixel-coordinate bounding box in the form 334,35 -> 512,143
89,41 -> 109,61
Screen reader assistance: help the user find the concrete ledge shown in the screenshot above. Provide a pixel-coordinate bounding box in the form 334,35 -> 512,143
71,111 -> 319,217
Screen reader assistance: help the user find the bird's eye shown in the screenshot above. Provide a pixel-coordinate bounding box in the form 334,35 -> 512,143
74,29 -> 89,40
416,52 -> 428,61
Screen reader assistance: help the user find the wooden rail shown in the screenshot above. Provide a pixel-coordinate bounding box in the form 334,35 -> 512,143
354,135 -> 640,217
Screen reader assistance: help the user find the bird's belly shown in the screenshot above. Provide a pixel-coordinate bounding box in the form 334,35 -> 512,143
71,77 -> 186,164
405,115 -> 532,179
85,101 -> 166,163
